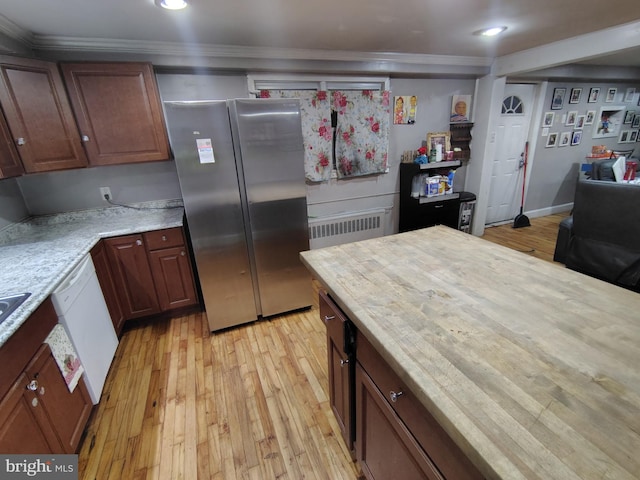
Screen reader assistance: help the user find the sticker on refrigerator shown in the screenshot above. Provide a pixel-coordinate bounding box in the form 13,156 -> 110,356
196,138 -> 215,164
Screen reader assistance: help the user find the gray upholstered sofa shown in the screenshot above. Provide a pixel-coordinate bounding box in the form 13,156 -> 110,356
554,179 -> 640,291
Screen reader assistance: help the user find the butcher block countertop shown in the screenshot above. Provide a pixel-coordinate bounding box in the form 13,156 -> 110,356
300,226 -> 640,480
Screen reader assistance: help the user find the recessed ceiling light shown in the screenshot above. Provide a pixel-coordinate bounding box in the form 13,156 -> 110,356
155,0 -> 188,10
474,26 -> 508,37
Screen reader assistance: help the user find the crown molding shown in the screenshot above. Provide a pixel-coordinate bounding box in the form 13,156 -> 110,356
0,14 -> 34,47
30,35 -> 493,69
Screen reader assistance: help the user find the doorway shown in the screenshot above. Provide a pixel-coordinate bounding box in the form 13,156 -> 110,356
485,84 -> 535,225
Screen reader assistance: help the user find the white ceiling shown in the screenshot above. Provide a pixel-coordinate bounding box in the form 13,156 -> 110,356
1,0 -> 640,72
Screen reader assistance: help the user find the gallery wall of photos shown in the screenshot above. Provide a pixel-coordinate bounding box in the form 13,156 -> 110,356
541,85 -> 640,149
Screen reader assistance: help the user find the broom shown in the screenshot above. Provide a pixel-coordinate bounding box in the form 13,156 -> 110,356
513,141 -> 531,228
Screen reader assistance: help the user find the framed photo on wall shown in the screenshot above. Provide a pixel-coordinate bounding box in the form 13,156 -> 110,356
559,132 -> 571,147
619,130 -> 630,143
625,88 -> 636,103
551,88 -> 566,110
605,88 -> 617,103
393,95 -> 418,124
585,110 -> 596,125
632,115 -> 640,128
542,112 -> 555,127
630,131 -> 638,143
569,88 -> 582,104
571,131 -> 582,146
588,87 -> 600,103
566,111 -> 577,126
624,110 -> 635,124
593,105 -> 625,138
546,132 -> 558,147
575,115 -> 585,129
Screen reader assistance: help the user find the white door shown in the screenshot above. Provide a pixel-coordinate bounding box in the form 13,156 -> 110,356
485,84 -> 535,225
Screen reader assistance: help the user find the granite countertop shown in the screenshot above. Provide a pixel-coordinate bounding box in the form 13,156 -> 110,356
0,200 -> 184,348
300,226 -> 640,480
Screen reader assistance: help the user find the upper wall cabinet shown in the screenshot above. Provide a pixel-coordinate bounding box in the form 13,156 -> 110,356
0,56 -> 88,173
0,108 -> 23,178
60,62 -> 170,166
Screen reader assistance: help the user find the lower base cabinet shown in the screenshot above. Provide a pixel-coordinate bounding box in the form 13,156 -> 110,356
320,291 -> 484,480
97,227 -> 199,324
0,299 -> 92,454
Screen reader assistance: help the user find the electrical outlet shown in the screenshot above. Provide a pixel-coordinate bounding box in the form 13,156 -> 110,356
99,187 -> 112,201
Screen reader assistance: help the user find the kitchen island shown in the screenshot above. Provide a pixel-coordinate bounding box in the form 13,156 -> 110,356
300,226 -> 640,480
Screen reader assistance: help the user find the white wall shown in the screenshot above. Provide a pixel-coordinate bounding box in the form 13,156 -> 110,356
0,178 -> 28,229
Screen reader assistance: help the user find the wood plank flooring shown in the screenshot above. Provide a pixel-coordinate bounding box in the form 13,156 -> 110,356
78,215 -> 566,479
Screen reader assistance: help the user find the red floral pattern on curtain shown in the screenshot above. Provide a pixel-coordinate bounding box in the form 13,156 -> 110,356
261,89 -> 390,181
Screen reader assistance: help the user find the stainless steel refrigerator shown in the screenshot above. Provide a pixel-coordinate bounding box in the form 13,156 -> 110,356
163,99 -> 311,331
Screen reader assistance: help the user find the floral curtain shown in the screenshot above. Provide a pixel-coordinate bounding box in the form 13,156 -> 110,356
259,89 -> 390,182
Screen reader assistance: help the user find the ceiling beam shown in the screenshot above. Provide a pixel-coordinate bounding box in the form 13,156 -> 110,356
493,20 -> 640,77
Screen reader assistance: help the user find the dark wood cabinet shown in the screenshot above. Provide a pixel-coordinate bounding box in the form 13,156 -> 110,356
356,334 -> 483,480
355,363 -> 444,480
319,291 -> 355,454
104,233 -> 161,320
91,240 -> 126,336
60,62 -> 170,166
319,289 -> 484,480
0,107 -> 23,178
146,230 -> 198,312
0,372 -> 62,454
0,55 -> 88,173
0,298 -> 92,454
24,344 -> 93,454
103,227 -> 198,322
449,123 -> 473,161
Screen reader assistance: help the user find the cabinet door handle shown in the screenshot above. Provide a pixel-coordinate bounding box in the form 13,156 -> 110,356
162,235 -> 167,241
31,397 -> 39,407
16,137 -> 25,146
340,359 -> 349,366
181,250 -> 186,256
136,239 -> 143,246
323,315 -> 335,322
434,204 -> 443,209
389,390 -> 404,402
81,135 -> 90,142
26,380 -> 38,391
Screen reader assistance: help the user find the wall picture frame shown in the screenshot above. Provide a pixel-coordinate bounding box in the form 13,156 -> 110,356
569,88 -> 582,104
546,132 -> 558,147
575,115 -> 585,130
585,110 -> 596,125
559,132 -> 571,147
566,111 -> 577,126
571,131 -> 582,146
619,130 -> 630,143
588,87 -> 600,103
630,130 -> 638,143
605,88 -> 617,103
426,131 -> 451,153
593,105 -> 625,138
551,88 -> 566,110
393,95 -> 418,124
450,94 -> 471,122
624,110 -> 635,124
625,88 -> 636,103
632,115 -> 640,129
542,112 -> 555,127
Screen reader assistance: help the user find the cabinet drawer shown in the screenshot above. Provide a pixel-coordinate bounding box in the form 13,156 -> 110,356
144,227 -> 184,250
357,334 -> 483,480
319,291 -> 349,349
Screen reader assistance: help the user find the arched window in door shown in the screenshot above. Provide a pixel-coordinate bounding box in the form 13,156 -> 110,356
502,95 -> 524,115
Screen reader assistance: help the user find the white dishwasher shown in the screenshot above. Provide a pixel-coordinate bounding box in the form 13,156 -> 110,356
51,254 -> 119,404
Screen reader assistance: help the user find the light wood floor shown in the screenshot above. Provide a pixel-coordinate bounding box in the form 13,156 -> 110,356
78,214 -> 567,479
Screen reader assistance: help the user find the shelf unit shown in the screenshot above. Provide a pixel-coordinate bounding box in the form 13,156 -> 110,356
449,122 -> 473,161
399,161 -> 463,232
